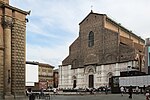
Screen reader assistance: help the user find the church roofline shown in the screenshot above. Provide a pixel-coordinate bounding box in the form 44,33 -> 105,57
106,16 -> 145,43
0,3 -> 30,15
79,11 -> 106,25
79,11 -> 145,43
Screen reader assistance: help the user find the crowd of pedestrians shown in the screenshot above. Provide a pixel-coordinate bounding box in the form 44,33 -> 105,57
25,85 -> 150,100
119,85 -> 150,100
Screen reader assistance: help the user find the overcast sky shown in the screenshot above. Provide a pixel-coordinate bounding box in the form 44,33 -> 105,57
10,0 -> 150,68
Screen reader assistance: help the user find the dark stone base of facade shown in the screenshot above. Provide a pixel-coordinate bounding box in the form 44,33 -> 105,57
0,92 -> 26,100
0,92 -> 4,99
4,94 -> 14,100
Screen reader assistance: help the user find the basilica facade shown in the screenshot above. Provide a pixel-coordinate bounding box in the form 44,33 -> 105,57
59,11 -> 145,89
0,0 -> 29,99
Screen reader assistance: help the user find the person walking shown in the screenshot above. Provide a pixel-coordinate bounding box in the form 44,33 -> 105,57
105,85 -> 108,95
146,90 -> 150,100
144,85 -> 146,95
135,86 -> 139,94
120,86 -> 124,96
28,88 -> 35,100
40,87 -> 44,99
53,88 -> 57,95
128,85 -> 133,99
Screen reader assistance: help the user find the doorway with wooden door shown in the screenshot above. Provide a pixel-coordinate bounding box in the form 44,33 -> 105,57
88,75 -> 94,88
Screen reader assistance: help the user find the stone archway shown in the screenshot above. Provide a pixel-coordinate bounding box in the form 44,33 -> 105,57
84,66 -> 95,88
107,72 -> 113,87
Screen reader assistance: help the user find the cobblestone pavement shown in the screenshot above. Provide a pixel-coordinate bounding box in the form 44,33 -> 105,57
49,94 -> 145,100
3,94 -> 146,100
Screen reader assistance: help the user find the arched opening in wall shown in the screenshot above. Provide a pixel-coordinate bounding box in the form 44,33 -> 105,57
142,58 -> 145,69
107,72 -> 113,87
135,54 -> 140,70
72,76 -> 77,88
89,75 -> 94,88
73,80 -> 77,88
88,31 -> 94,47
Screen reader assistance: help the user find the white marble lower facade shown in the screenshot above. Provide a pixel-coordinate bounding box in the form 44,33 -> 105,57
59,61 -> 137,89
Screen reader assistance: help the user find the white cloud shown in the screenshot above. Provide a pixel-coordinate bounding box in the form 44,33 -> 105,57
26,43 -> 70,67
10,0 -> 150,67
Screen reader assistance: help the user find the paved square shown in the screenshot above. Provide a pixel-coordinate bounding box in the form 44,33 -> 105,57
4,94 -> 146,100
49,94 -> 145,100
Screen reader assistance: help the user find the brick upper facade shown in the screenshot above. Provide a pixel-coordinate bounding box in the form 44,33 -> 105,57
62,11 -> 145,71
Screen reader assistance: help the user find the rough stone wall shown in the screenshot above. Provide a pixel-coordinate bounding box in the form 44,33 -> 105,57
102,29 -> 118,64
11,19 -> 26,95
80,13 -> 104,66
134,42 -> 144,52
120,36 -> 133,47
119,43 -> 135,62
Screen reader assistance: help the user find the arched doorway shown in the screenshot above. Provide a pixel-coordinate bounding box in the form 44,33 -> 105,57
72,76 -> 77,88
89,75 -> 94,88
85,66 -> 95,88
73,80 -> 76,88
107,72 -> 113,87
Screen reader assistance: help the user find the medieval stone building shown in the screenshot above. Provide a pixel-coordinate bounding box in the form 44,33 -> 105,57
0,0 -> 29,99
59,11 -> 145,89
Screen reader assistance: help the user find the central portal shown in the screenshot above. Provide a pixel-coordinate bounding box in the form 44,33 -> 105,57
88,75 -> 94,88
73,80 -> 76,88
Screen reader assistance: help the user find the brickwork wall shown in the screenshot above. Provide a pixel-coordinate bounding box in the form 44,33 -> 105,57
63,13 -> 119,67
119,43 -> 135,62
103,29 -> 118,64
120,36 -> 133,47
80,14 -> 104,66
62,12 -> 145,71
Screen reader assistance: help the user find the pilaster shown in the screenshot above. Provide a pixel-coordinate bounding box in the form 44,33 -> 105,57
3,16 -> 14,99
115,63 -> 120,76
101,65 -> 106,86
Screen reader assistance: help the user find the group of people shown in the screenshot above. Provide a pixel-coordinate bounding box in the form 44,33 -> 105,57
120,86 -> 133,99
120,85 -> 150,100
25,87 -> 58,100
26,88 -> 35,100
